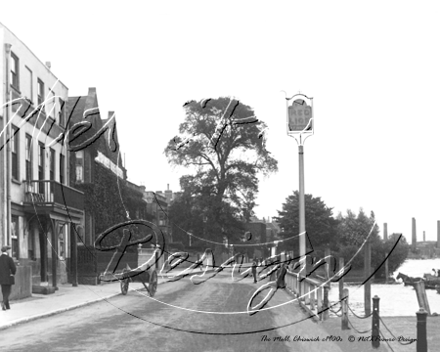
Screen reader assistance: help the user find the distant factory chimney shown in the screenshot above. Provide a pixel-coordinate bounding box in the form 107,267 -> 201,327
437,221 -> 440,248
383,223 -> 388,241
423,231 -> 426,242
412,218 -> 417,250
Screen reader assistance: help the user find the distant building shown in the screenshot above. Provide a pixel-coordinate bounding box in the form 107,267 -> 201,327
411,241 -> 438,259
244,221 -> 268,259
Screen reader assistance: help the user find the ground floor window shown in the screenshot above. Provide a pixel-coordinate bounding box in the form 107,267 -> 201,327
11,216 -> 19,259
58,224 -> 66,259
28,228 -> 35,260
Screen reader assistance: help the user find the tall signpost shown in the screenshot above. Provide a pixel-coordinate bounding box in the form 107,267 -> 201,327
285,93 -> 314,260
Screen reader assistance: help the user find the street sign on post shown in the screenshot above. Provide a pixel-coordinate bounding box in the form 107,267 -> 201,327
288,99 -> 313,132
286,95 -> 314,137
284,92 -> 314,261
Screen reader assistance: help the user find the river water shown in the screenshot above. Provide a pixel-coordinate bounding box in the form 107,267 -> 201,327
328,259 -> 440,317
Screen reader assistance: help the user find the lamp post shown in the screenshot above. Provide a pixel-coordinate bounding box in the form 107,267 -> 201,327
285,93 -> 314,259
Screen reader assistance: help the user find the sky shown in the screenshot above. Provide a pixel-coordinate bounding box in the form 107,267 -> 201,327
2,1 -> 439,243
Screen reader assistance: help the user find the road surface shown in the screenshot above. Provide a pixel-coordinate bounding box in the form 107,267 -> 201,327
0,270 -> 342,352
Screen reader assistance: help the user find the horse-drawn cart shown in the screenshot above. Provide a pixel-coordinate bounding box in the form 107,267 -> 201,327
423,273 -> 440,290
119,265 -> 158,296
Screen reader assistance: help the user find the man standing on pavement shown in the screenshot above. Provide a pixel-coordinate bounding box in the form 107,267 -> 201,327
252,257 -> 258,283
0,246 -> 16,310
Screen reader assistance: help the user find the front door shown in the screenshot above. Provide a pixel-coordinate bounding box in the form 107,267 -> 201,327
39,230 -> 48,282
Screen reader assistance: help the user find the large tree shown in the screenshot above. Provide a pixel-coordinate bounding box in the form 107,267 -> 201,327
165,97 -> 278,247
274,192 -> 339,256
334,209 -> 381,270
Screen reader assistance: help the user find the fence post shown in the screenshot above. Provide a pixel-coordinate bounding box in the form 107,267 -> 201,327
341,288 -> 349,330
339,257 -> 344,301
325,248 -> 331,279
364,239 -> 371,316
414,281 -> 431,315
372,295 -> 380,349
416,308 -> 428,352
323,284 -> 329,320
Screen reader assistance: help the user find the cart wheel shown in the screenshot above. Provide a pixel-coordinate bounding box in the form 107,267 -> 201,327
149,270 -> 158,297
120,270 -> 130,295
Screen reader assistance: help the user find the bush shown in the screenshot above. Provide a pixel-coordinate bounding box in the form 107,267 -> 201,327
334,234 -> 409,278
372,234 -> 409,278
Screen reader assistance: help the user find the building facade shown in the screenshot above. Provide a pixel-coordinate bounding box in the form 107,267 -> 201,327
0,23 -> 84,290
68,88 -> 152,284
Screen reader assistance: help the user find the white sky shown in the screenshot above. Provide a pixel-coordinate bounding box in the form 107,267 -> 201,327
2,1 -> 439,242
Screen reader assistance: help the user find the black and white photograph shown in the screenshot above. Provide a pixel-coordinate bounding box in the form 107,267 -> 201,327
0,1 -> 439,351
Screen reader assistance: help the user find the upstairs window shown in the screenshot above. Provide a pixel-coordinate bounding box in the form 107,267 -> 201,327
11,125 -> 19,180
10,52 -> 19,90
23,67 -> 33,102
37,79 -> 44,107
75,150 -> 84,183
58,98 -> 65,127
49,149 -> 55,181
38,143 -> 45,194
50,148 -> 55,193
48,89 -> 56,119
59,154 -> 65,184
25,134 -> 33,181
38,143 -> 45,180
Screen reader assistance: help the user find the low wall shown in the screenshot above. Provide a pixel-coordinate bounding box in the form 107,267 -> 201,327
10,265 -> 32,300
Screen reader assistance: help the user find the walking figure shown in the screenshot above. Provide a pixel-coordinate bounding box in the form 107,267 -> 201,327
252,257 -> 258,283
0,246 -> 16,310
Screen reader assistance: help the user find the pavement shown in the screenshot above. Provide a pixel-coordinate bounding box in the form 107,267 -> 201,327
0,278 -> 160,331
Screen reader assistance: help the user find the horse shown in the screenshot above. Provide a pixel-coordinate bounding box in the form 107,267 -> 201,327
396,272 -> 425,286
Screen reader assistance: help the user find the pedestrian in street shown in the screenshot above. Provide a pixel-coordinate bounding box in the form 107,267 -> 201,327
252,257 -> 258,283
0,246 -> 16,310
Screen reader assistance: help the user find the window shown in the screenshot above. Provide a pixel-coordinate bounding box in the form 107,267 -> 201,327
37,79 -> 44,107
75,150 -> 84,182
10,52 -> 19,90
48,89 -> 55,119
11,125 -> 19,180
50,148 -> 55,181
11,216 -> 19,259
28,227 -> 35,260
23,67 -> 32,102
58,98 -> 65,127
25,134 -> 32,181
38,143 -> 45,193
59,154 -> 65,184
50,148 -> 55,193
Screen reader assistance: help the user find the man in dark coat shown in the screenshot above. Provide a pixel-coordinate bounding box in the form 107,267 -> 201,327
0,246 -> 16,310
251,257 -> 258,283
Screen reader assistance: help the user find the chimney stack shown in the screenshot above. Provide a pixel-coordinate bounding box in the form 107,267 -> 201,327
45,61 -> 51,69
384,223 -> 388,241
412,218 -> 417,250
437,221 -> 440,248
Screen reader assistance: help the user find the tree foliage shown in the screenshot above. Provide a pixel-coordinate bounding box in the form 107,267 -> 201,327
165,97 -> 278,245
336,209 -> 380,247
274,191 -> 339,255
373,233 -> 410,277
334,210 -> 408,277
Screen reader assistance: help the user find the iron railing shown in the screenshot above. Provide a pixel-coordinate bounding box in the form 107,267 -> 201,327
24,180 -> 84,210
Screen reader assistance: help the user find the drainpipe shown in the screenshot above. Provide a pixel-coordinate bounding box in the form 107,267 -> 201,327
4,43 -> 12,249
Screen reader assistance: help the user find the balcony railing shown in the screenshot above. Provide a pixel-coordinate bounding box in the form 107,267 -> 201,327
24,180 -> 84,211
